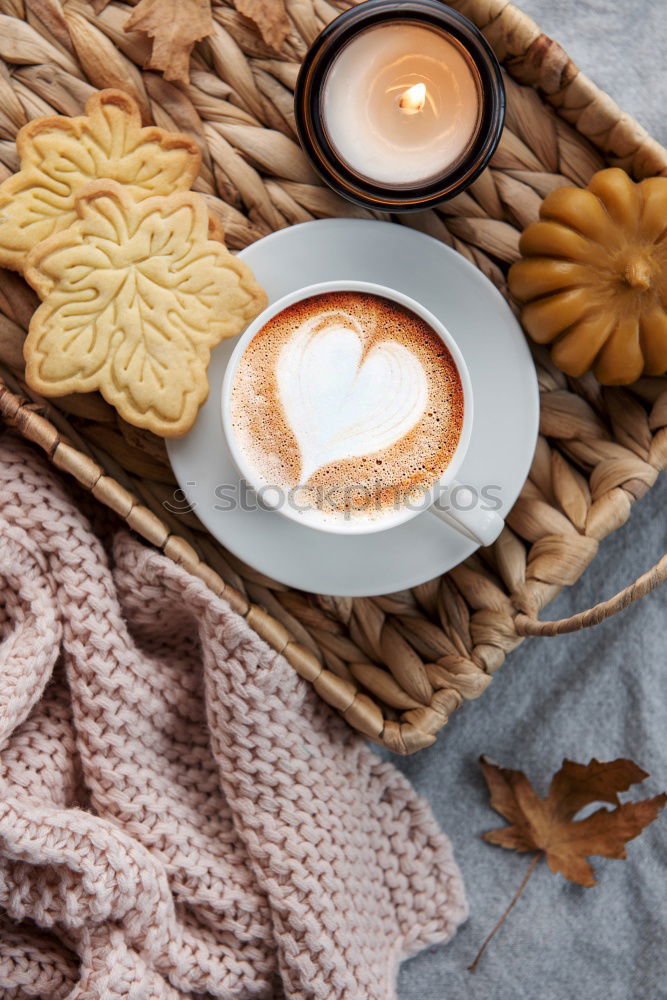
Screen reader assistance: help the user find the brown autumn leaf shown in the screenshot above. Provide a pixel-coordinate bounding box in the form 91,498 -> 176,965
233,0 -> 290,51
124,0 -> 214,84
481,755 -> 665,886
469,756 -> 665,972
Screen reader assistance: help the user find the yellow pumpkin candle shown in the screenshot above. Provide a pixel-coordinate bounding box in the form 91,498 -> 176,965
509,168 -> 667,385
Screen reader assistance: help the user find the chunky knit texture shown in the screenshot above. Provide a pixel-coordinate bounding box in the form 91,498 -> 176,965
0,432 -> 467,999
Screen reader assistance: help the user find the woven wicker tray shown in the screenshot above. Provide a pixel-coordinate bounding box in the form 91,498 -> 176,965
0,0 -> 665,753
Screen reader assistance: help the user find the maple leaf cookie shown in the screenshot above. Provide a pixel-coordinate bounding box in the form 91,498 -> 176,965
23,180 -> 267,438
0,89 -> 201,271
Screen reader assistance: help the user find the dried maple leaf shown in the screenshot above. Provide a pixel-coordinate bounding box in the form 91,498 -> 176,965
23,180 -> 267,437
469,756 -> 665,971
481,755 -> 665,885
233,0 -> 290,51
0,89 -> 200,272
124,0 -> 214,85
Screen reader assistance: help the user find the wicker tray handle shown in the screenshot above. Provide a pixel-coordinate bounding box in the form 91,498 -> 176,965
515,553 -> 667,635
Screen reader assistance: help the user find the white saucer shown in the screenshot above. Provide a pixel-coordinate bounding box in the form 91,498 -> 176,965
166,220 -> 539,597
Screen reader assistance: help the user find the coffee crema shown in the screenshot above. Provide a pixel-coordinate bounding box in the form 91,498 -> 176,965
230,292 -> 464,524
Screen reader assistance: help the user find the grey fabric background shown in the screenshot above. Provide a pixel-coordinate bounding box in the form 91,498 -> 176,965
394,3 -> 667,997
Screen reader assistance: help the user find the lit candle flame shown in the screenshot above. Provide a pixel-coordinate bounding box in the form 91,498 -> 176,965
398,82 -> 427,115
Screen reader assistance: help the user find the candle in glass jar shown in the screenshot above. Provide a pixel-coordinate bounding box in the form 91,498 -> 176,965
322,23 -> 481,186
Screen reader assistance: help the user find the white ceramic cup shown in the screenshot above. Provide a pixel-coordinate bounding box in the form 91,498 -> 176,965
221,280 -> 503,546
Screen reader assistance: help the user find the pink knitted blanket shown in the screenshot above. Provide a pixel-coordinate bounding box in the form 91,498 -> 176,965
0,432 -> 467,999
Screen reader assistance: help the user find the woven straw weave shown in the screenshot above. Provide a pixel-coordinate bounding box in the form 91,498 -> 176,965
0,0 -> 665,753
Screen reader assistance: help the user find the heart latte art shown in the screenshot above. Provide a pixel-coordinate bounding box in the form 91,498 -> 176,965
230,292 -> 464,524
276,312 -> 428,483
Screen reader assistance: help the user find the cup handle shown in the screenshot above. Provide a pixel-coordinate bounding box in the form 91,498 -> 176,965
427,480 -> 504,547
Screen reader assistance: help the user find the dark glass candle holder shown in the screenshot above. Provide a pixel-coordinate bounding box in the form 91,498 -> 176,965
294,0 -> 505,213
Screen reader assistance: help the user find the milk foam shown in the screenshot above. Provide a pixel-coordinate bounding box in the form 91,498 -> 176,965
229,292 -> 464,524
276,310 -> 428,484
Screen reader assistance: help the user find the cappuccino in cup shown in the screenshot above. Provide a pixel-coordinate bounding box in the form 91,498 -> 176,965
229,290 -> 464,529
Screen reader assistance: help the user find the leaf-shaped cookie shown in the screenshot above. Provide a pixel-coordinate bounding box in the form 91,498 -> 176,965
24,180 -> 267,438
0,89 -> 201,271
